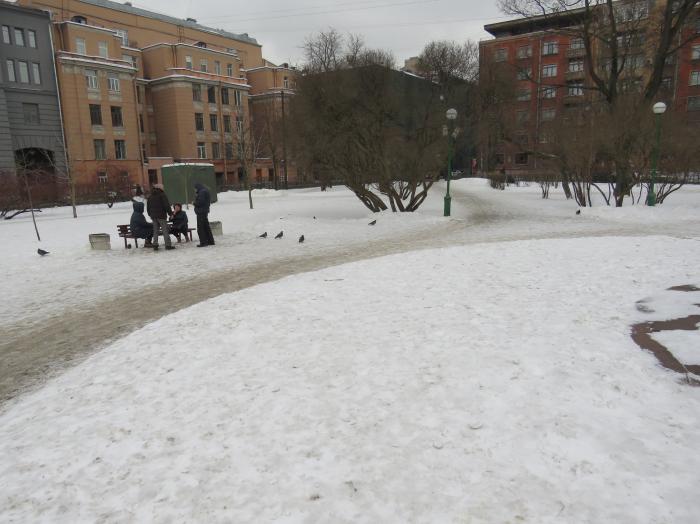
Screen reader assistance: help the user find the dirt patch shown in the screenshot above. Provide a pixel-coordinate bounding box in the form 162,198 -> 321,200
631,287 -> 700,386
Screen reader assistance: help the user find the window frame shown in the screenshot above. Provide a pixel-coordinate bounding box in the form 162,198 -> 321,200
17,60 -> 30,83
209,113 -> 218,132
22,103 -> 40,124
98,41 -> 108,58
76,37 -> 86,55
85,69 -> 99,89
114,139 -> 127,160
14,28 -> 25,47
211,142 -> 221,159
31,62 -> 41,84
6,59 -> 16,82
107,73 -> 120,92
89,104 -> 102,126
543,41 -> 559,56
94,139 -> 106,160
111,106 -> 124,127
690,71 -> 700,86
197,142 -> 207,159
1,26 -> 10,44
194,112 -> 204,131
542,64 -> 558,78
27,30 -> 37,48
223,114 -> 232,132
192,84 -> 202,101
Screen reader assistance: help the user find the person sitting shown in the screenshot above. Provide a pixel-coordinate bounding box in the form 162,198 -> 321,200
129,200 -> 153,246
169,203 -> 189,243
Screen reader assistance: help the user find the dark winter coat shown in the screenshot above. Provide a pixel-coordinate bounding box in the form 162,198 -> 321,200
193,183 -> 211,216
147,188 -> 172,220
130,201 -> 153,239
171,209 -> 188,231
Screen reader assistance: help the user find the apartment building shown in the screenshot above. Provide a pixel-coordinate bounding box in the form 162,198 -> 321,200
15,0 -> 298,194
479,1 -> 700,176
0,1 -> 66,184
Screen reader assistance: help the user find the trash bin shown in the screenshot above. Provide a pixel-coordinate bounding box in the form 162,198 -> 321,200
210,221 -> 223,237
89,233 -> 111,250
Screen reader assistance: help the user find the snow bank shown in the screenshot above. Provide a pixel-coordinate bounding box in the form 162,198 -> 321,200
1,236 -> 699,522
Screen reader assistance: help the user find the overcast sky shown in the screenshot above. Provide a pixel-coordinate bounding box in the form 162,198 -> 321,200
141,0 -> 508,66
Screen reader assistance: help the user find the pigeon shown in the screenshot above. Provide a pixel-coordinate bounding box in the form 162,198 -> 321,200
298,235 -> 305,243
37,248 -> 49,256
368,220 -> 377,226
259,232 -> 268,238
313,216 -> 317,220
275,231 -> 283,239
576,209 -> 581,215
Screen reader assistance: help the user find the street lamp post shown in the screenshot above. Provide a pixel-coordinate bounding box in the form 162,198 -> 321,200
444,108 -> 458,217
647,101 -> 667,207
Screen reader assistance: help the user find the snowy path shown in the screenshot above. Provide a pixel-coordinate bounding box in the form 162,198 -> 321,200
1,181 -> 699,404
1,236 -> 699,523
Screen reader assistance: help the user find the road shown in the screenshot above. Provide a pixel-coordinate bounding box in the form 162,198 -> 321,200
1,185 -> 697,406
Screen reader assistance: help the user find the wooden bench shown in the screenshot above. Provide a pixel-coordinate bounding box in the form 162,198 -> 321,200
117,224 -> 195,248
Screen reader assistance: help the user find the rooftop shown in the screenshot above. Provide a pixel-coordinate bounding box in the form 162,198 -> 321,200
484,8 -> 585,38
78,0 -> 260,47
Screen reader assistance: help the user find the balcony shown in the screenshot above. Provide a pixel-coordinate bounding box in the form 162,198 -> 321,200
566,48 -> 586,58
565,69 -> 585,80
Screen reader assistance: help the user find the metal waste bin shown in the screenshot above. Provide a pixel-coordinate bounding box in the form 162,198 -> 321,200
89,233 -> 111,250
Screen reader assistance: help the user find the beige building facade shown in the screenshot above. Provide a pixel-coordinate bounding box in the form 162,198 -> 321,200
17,0 -> 298,194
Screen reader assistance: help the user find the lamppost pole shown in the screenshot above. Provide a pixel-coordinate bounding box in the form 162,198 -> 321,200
647,101 -> 667,207
444,108 -> 457,217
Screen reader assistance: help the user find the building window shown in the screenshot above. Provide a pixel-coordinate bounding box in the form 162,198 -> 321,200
192,84 -> 201,101
542,64 -> 557,78
122,54 -> 136,68
210,113 -> 218,131
517,67 -> 531,80
221,87 -> 229,105
89,104 -> 102,125
141,143 -> 148,162
283,76 -> 289,89
114,139 -> 127,159
517,46 -> 532,59
543,41 -> 559,56
225,142 -> 234,159
139,114 -> 144,132
27,30 -> 37,48
516,110 -> 529,125
693,45 -> 700,60
234,90 -> 242,106
688,96 -> 700,111
94,139 -> 106,160
195,41 -> 207,48
570,38 -> 584,50
85,69 -> 98,89
236,116 -> 243,135
226,63 -> 233,76
197,142 -> 206,159
207,86 -> 216,103
494,48 -> 507,62
567,83 -> 584,96
98,41 -> 108,58
111,106 -> 123,127
1,26 -> 9,44
23,103 -> 40,124
661,77 -> 673,90
541,108 -> 556,121
568,59 -> 584,73
195,113 -> 204,131
691,71 -> 700,86
185,55 -> 193,69
31,62 -> 41,84
5,59 -> 15,82
76,37 -> 86,55
97,171 -> 107,184
136,86 -> 142,103
516,89 -> 531,101
108,74 -> 120,92
540,86 -> 557,99
115,29 -> 128,46
200,59 -> 208,72
14,28 -> 25,47
514,153 -> 529,165
214,60 -> 221,74
223,114 -> 232,132
72,15 -> 87,24
212,142 -> 221,159
18,61 -> 29,83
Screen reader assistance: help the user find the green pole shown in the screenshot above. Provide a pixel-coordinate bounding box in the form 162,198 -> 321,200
444,122 -> 453,217
647,113 -> 661,207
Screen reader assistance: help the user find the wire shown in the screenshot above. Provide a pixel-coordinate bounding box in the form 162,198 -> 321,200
197,0 -> 385,21
197,0 -> 441,24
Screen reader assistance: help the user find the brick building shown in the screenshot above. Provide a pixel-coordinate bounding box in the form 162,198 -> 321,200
479,1 -> 700,177
14,0 -> 298,196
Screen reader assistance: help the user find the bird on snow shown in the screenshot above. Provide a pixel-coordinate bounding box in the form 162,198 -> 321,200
368,220 -> 377,226
259,232 -> 268,238
576,209 -> 581,215
275,231 -> 283,239
299,235 -> 305,243
313,216 -> 317,220
37,248 -> 49,256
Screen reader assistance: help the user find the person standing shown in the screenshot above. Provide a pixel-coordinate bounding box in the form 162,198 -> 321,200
147,183 -> 174,251
194,182 -> 215,247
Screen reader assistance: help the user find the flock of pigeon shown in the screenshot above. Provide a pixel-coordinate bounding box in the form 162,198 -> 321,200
258,218 -> 377,245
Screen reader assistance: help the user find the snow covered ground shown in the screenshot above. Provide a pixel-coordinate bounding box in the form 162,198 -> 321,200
1,235 -> 699,522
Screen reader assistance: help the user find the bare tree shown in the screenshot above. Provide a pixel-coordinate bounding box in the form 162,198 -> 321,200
238,116 -> 266,210
418,40 -> 479,85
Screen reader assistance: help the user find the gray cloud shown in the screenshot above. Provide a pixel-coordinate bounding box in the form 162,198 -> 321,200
140,0 -> 505,65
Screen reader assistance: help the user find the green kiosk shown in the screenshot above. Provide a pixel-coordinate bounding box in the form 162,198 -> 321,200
161,163 -> 218,207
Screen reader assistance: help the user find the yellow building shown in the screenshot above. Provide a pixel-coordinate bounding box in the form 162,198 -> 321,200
18,0 -> 297,194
